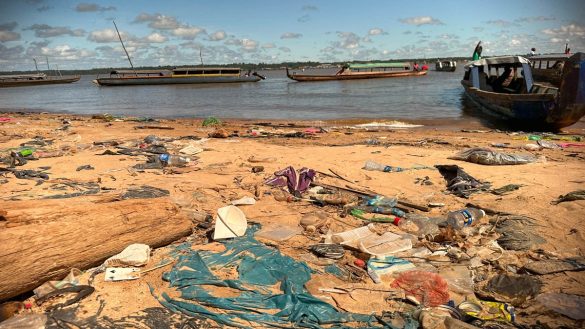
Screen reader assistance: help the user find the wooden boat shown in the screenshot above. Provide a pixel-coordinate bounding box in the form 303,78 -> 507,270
285,62 -> 427,82
528,53 -> 571,87
0,73 -> 80,88
93,68 -> 263,86
435,60 -> 457,72
461,53 -> 585,130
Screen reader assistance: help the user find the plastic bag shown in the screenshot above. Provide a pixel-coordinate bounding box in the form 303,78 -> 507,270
391,270 -> 450,307
448,147 -> 542,165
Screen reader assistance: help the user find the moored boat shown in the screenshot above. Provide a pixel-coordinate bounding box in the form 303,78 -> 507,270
461,53 -> 585,131
435,60 -> 457,72
528,53 -> 571,87
286,62 -> 427,82
93,68 -> 263,86
0,73 -> 80,88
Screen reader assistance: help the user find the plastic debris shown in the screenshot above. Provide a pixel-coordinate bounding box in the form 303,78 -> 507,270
105,244 -> 151,267
213,205 -> 247,240
448,147 -> 542,165
391,270 -> 450,307
536,293 -> 585,320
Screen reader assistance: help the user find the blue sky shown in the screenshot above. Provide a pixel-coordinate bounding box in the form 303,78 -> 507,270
0,0 -> 583,70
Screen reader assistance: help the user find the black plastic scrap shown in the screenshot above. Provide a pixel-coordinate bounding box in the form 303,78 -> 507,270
119,185 -> 170,200
490,184 -> 523,195
435,165 -> 491,198
552,190 -> 585,204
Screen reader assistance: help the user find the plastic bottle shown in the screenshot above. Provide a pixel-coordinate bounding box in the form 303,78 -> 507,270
394,215 -> 439,237
159,154 -> 190,167
363,160 -> 404,172
364,195 -> 397,207
355,205 -> 406,218
446,208 -> 485,229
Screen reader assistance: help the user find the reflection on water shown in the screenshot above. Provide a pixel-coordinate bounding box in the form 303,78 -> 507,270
0,66 -> 486,123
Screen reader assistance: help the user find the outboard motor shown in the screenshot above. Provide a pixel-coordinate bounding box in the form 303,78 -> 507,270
252,72 -> 266,80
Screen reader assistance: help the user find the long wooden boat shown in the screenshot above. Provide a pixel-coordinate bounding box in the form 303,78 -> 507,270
0,73 -> 80,88
286,62 -> 427,82
461,53 -> 585,131
93,67 -> 264,86
528,53 -> 571,87
435,60 -> 457,72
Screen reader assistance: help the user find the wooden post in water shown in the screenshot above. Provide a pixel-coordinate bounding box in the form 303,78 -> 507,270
113,20 -> 137,76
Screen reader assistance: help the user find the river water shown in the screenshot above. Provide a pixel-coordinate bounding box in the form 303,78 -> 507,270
1,67 -> 582,129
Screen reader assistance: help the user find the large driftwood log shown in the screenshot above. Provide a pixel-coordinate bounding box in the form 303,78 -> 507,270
0,197 -> 192,301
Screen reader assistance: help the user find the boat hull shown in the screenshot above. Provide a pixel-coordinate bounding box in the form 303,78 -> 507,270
0,76 -> 80,88
461,82 -> 584,130
94,75 -> 261,86
286,70 -> 427,82
436,66 -> 456,72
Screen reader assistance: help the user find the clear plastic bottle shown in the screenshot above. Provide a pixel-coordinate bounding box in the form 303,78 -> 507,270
363,160 -> 403,172
446,208 -> 485,229
394,215 -> 439,237
356,205 -> 406,218
159,154 -> 190,167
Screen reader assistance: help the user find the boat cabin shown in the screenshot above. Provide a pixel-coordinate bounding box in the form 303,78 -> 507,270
340,62 -> 411,74
436,60 -> 456,70
0,73 -> 47,82
529,53 -> 570,86
463,56 -> 535,94
108,70 -> 172,78
171,68 -> 242,77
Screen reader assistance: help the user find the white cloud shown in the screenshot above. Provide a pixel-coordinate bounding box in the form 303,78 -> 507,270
241,39 -> 258,51
399,16 -> 444,26
279,46 -> 291,53
133,13 -> 180,30
542,24 -> 585,38
484,20 -> 513,27
262,42 -> 276,49
209,30 -> 226,41
172,27 -> 206,40
281,32 -> 302,39
145,33 -> 167,43
334,32 -> 360,49
88,28 -> 126,43
368,28 -> 386,36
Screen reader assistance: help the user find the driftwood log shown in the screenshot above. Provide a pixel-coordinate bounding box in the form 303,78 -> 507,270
0,197 -> 192,301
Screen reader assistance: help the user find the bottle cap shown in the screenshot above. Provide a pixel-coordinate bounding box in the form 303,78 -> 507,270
393,217 -> 401,226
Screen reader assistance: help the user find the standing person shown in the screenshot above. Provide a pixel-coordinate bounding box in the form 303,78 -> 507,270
473,41 -> 482,60
565,43 -> 569,54
530,47 -> 536,56
413,62 -> 420,71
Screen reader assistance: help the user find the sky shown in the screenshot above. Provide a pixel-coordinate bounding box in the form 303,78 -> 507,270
0,0 -> 584,71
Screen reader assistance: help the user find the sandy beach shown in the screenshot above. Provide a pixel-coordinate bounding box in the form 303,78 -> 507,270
1,112 -> 584,328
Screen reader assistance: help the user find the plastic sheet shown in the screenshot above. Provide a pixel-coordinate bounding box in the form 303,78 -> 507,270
156,225 -> 413,328
391,270 -> 450,307
448,147 -> 541,165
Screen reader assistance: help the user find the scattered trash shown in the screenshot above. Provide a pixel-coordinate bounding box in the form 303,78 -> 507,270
490,184 -> 523,195
522,258 -> 585,275
435,165 -> 491,198
157,224 -> 386,328
104,244 -> 151,267
552,190 -> 585,204
104,267 -> 141,281
448,147 -> 542,165
0,314 -> 47,329
495,215 -> 546,251
310,243 -> 345,259
458,300 -> 515,322
119,186 -> 170,200
265,166 -> 316,197
368,256 -> 415,277
208,128 -> 229,138
256,224 -> 302,242
212,205 -> 247,240
76,164 -> 94,171
230,196 -> 256,206
481,274 -> 542,306
536,293 -> 585,320
251,165 -> 264,173
391,270 -> 450,307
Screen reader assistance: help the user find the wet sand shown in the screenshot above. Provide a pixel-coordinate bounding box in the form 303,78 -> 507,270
1,112 -> 584,327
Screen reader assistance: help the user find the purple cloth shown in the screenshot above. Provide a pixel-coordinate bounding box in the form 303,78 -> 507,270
265,166 -> 316,196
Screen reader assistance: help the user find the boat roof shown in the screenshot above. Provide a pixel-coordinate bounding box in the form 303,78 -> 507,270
111,70 -> 171,74
0,73 -> 47,79
172,67 -> 241,71
528,53 -> 570,60
347,62 -> 409,69
465,56 -> 531,68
